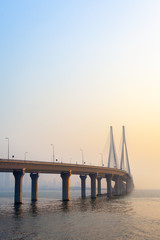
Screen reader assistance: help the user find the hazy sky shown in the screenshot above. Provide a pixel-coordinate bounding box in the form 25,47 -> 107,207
1,0 -> 160,189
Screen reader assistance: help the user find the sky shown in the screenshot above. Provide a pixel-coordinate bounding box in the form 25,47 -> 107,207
1,0 -> 160,189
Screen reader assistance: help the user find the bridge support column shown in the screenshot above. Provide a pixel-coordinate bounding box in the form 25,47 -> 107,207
97,176 -> 102,195
119,177 -> 125,195
80,175 -> 87,198
30,173 -> 39,201
61,171 -> 71,201
106,174 -> 112,197
89,173 -> 98,199
119,177 -> 122,195
13,169 -> 25,204
126,178 -> 133,194
114,176 -> 120,196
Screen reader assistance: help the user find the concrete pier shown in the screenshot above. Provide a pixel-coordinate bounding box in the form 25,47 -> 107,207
89,173 -> 98,199
61,171 -> 71,201
106,174 -> 112,197
126,178 -> 131,193
114,176 -> 120,196
97,176 -> 102,195
30,173 -> 39,201
80,175 -> 87,198
13,169 -> 25,204
119,177 -> 123,195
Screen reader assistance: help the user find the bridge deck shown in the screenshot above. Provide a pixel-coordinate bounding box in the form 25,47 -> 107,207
0,159 -> 129,180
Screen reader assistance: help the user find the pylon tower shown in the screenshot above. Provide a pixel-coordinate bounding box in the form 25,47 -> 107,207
120,126 -> 131,175
108,126 -> 118,169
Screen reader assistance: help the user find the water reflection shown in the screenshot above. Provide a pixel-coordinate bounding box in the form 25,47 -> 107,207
11,193 -> 135,218
30,202 -> 38,216
13,203 -> 22,217
60,200 -> 70,212
90,198 -> 97,210
79,198 -> 88,212
56,195 -> 134,216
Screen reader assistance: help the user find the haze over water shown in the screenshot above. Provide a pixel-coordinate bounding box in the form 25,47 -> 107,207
0,189 -> 160,240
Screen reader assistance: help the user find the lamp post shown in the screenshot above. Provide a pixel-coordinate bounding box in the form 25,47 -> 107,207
80,149 -> 84,164
100,153 -> 104,166
24,152 -> 28,160
5,137 -> 9,159
51,144 -> 55,162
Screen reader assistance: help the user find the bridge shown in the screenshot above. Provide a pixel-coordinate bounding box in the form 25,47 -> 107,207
0,126 -> 134,204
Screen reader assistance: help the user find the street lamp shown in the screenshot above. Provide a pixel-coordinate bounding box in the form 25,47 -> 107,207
51,144 -> 55,162
24,152 -> 28,160
100,153 -> 104,166
5,137 -> 9,159
80,149 -> 84,164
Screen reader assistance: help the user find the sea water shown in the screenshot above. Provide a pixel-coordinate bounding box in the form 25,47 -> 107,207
0,189 -> 160,240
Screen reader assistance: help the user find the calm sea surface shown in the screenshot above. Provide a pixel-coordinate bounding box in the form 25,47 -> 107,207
0,189 -> 160,240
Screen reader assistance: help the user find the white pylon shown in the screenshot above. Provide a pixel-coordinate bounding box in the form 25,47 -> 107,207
120,126 -> 131,175
108,126 -> 118,168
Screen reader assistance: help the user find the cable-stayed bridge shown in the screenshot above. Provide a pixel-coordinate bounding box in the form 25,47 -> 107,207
0,126 -> 134,204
